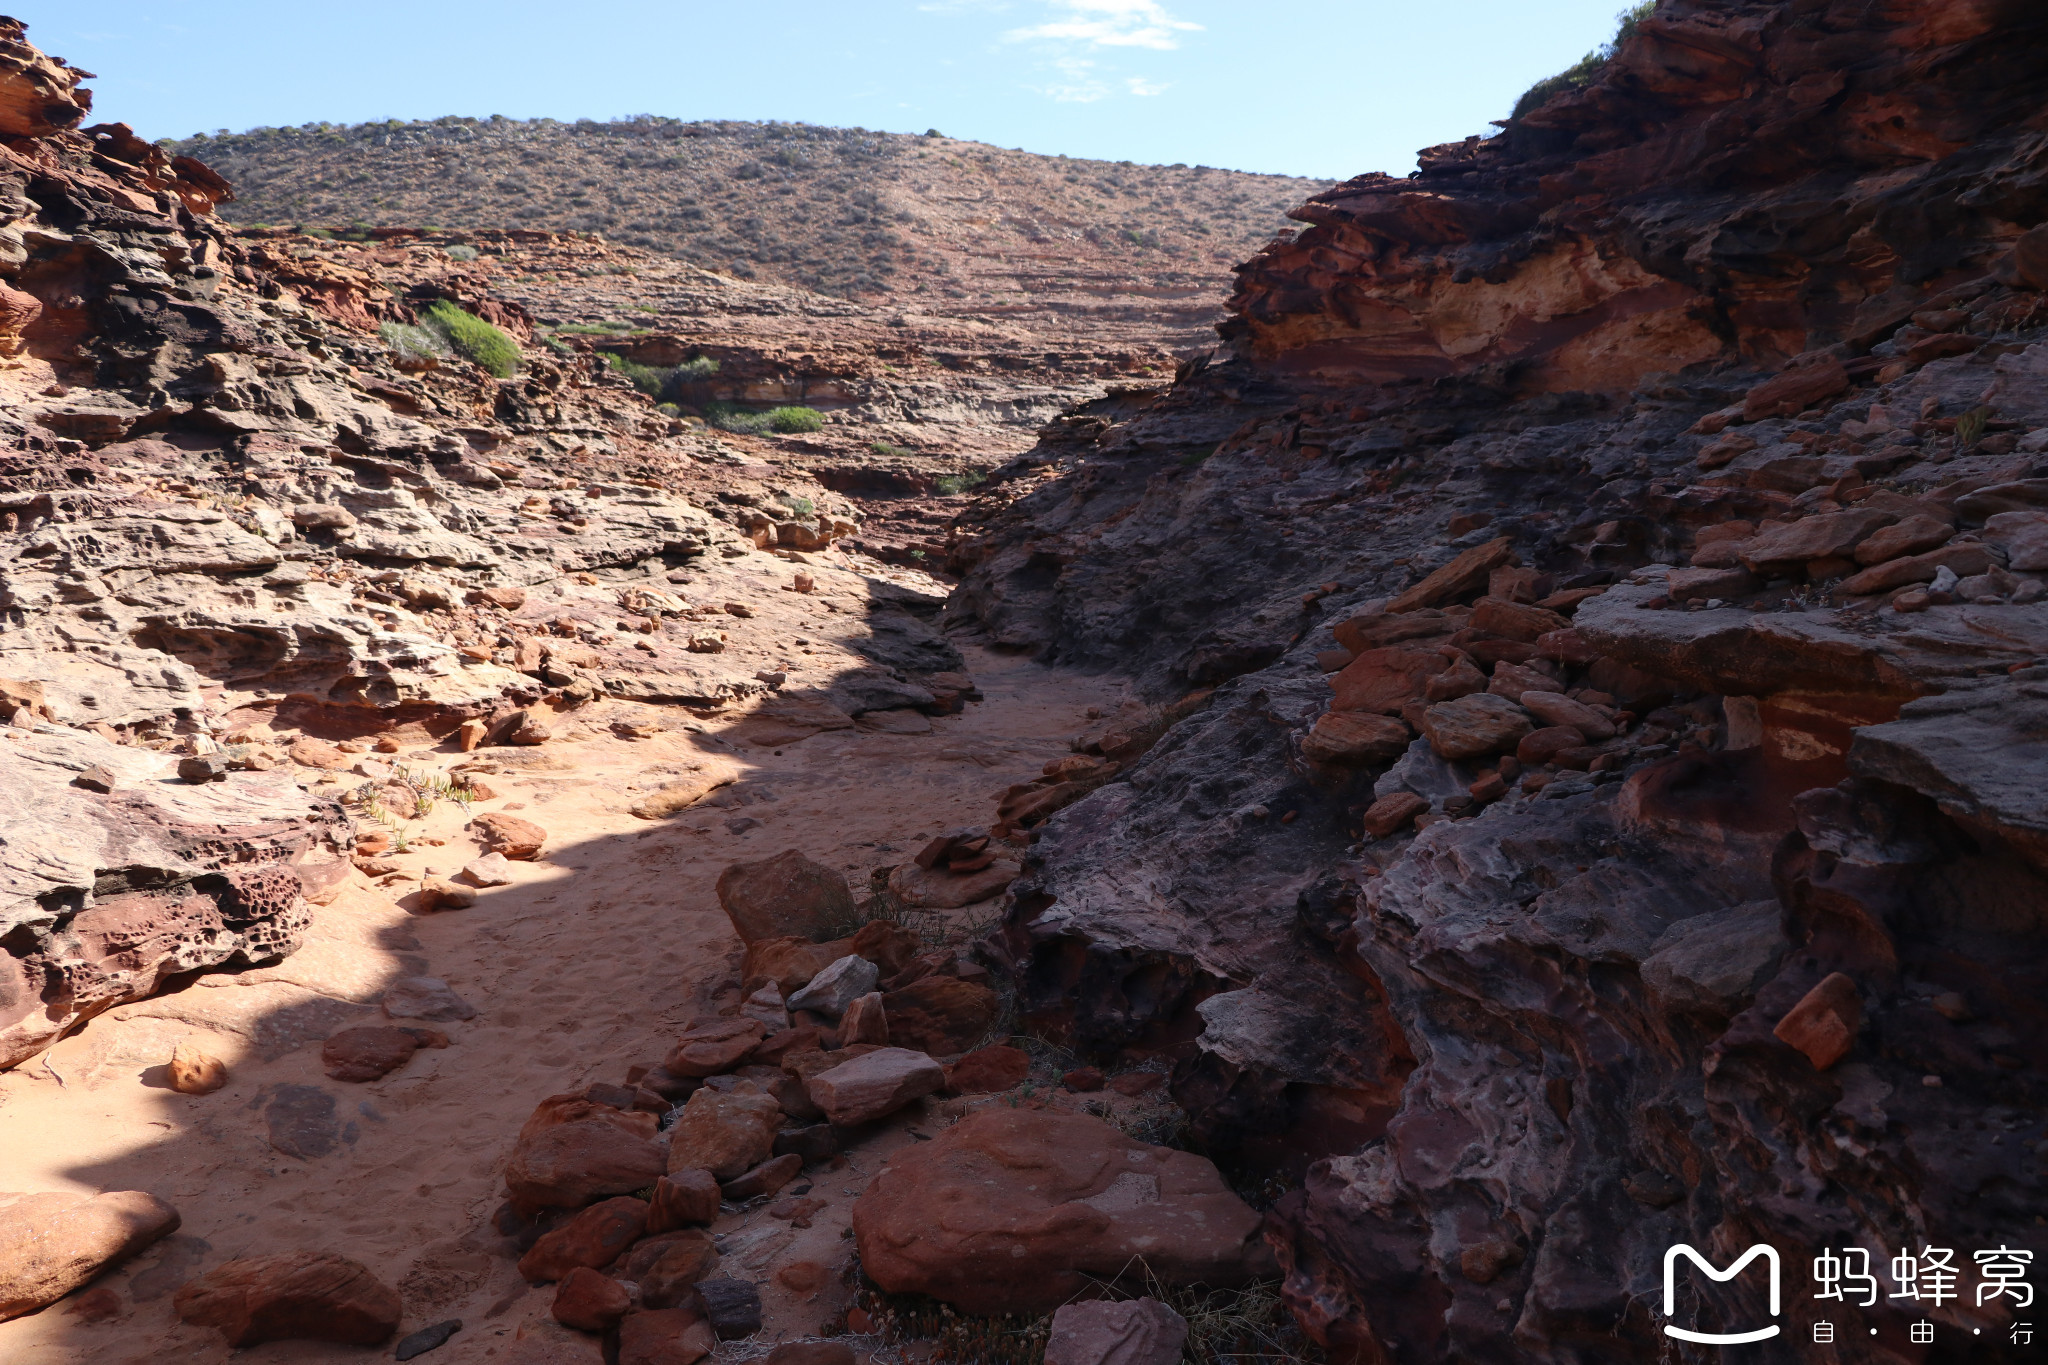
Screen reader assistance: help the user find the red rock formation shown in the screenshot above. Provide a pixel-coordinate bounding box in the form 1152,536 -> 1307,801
1224,0 -> 2048,393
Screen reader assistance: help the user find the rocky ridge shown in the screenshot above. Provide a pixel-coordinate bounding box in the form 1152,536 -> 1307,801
948,2 -> 2048,1360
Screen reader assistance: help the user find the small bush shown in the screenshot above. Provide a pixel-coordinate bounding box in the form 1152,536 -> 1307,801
604,351 -> 673,398
422,300 -> 521,378
766,405 -> 824,434
444,243 -> 479,261
934,470 -> 987,495
704,401 -> 771,434
1512,1 -> 1656,120
870,441 -> 909,457
779,494 -> 816,518
673,355 -> 720,381
379,320 -> 450,364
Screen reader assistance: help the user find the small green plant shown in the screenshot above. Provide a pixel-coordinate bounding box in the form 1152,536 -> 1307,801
673,355 -> 720,381
934,470 -> 987,495
870,441 -> 909,457
422,300 -> 520,378
1180,444 -> 1218,469
604,350 -> 674,398
1955,405 -> 1993,446
703,400 -> 770,434
1511,2 -> 1657,120
779,493 -> 817,518
765,405 -> 824,433
444,243 -> 479,262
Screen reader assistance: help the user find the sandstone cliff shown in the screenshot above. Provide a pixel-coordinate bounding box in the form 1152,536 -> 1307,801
950,2 -> 2048,1360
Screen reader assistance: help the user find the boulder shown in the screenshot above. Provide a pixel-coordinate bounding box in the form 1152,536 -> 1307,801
806,1047 -> 945,1126
837,991 -> 889,1046
646,1170 -> 722,1233
1300,710 -> 1411,765
1518,691 -> 1616,740
881,976 -> 1000,1056
742,936 -> 852,996
739,983 -> 790,1034
320,1026 -> 447,1082
1773,972 -> 1863,1071
1853,513 -> 1954,565
639,1233 -> 722,1309
1045,1297 -> 1190,1365
505,1099 -> 667,1213
853,1109 -> 1272,1314
886,859 -> 1021,908
786,954 -> 880,1017
1641,902 -> 1788,1018
946,1044 -> 1031,1094
382,975 -> 478,1022
1387,537 -> 1516,612
1836,542 -> 1994,596
173,1251 -> 401,1347
665,1087 -> 783,1179
461,851 -> 517,886
1361,791 -> 1427,838
850,918 -> 924,976
1742,355 -> 1850,421
1738,509 -> 1895,574
168,1041 -> 229,1095
0,1190 -> 179,1321
552,1266 -> 630,1332
517,1195 -> 649,1283
715,850 -> 856,943
472,812 -> 546,860
721,1153 -> 803,1201
415,876 -> 477,911
1328,646 -> 1443,715
1468,596 -> 1569,642
662,1018 -> 766,1077
1985,510 -> 2048,572
1419,693 -> 1531,760
1518,725 -> 1588,766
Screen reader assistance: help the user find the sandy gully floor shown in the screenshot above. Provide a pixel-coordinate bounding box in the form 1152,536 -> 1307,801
0,641 -> 1129,1364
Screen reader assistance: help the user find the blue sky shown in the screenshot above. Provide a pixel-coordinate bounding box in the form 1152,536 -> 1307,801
23,1 -> 1633,179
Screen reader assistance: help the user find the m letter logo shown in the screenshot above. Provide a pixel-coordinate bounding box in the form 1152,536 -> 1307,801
1662,1244 -> 1782,1344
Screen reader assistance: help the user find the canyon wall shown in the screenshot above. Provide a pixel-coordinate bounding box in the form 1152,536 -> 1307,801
952,2 -> 2048,1360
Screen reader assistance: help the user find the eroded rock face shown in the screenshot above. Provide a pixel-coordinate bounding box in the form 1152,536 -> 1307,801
172,1250 -> 402,1347
946,3 -> 2048,1358
0,1189 -> 179,1321
852,1109 -> 1273,1314
0,727 -> 338,1068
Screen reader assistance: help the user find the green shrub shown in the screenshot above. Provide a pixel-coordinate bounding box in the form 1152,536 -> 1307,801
934,470 -> 986,495
379,320 -> 450,364
445,243 -> 479,262
604,350 -> 674,397
870,441 -> 908,457
422,300 -> 521,378
1510,2 -> 1656,120
674,355 -> 720,381
766,406 -> 824,434
704,401 -> 771,434
780,494 -> 817,518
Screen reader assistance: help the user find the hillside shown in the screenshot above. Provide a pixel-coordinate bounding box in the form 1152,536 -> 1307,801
171,118 -> 1323,342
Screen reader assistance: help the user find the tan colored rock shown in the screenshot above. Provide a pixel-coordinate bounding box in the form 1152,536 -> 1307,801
288,737 -> 353,771
806,1046 -> 945,1126
416,876 -> 477,911
0,1190 -> 179,1321
1300,710 -> 1411,765
1419,692 -> 1532,760
1329,646 -> 1443,715
838,991 -> 888,1046
472,811 -> 547,859
629,762 -> 740,819
853,1108 -> 1271,1314
887,859 -> 1020,908
1387,537 -> 1516,612
1852,513 -> 1954,565
1773,972 -> 1862,1071
715,849 -> 857,943
1738,509 -> 1895,575
1838,541 -> 1994,596
1361,791 -> 1428,838
665,1087 -> 783,1179
461,851 -> 516,886
742,935 -> 852,995
457,718 -> 488,751
168,1040 -> 229,1095
1518,691 -> 1616,740
662,1017 -> 766,1077
173,1251 -> 401,1347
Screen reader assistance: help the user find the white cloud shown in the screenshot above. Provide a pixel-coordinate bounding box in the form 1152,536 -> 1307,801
1005,0 -> 1202,51
1030,55 -> 1113,103
1126,76 -> 1169,96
